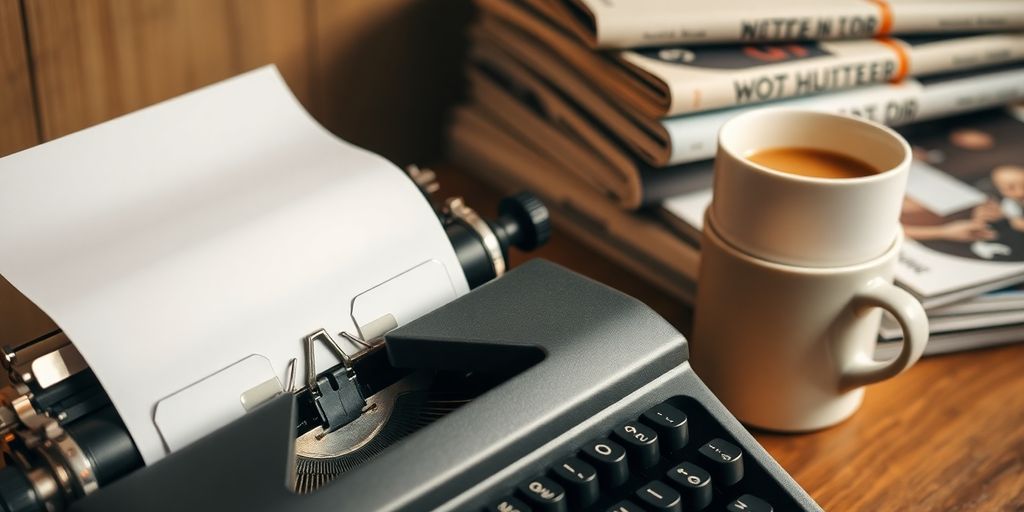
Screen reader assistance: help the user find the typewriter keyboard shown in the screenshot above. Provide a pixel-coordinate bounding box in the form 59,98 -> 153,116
484,396 -> 801,512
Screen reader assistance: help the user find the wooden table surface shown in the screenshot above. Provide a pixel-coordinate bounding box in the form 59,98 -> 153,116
436,165 -> 1024,511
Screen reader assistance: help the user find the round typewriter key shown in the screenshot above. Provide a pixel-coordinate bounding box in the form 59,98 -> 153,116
549,456 -> 599,508
611,420 -> 660,468
727,494 -> 773,512
605,499 -> 644,512
634,480 -> 682,512
640,403 -> 688,453
697,438 -> 744,486
580,438 -> 629,487
665,462 -> 712,510
484,496 -> 533,512
516,476 -> 566,512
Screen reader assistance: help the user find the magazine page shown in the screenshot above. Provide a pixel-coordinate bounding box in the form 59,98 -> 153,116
898,107 -> 1024,303
540,0 -> 1024,48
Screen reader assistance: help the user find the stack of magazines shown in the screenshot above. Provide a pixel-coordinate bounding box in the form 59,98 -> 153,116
446,0 -> 1024,357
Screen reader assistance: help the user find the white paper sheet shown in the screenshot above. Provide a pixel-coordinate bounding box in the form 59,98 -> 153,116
0,66 -> 469,464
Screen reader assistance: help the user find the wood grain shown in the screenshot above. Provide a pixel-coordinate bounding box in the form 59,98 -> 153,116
0,0 -> 55,347
0,0 -> 39,156
435,163 -> 1024,511
23,0 -> 317,141
758,343 -> 1024,511
314,0 -> 473,165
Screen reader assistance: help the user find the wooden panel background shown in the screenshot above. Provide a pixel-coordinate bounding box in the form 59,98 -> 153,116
314,0 -> 472,164
0,0 -> 38,155
23,0 -> 318,140
0,0 -> 54,347
1,0 -> 473,346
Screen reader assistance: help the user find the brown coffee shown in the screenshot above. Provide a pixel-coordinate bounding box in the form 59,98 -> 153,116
746,147 -> 879,179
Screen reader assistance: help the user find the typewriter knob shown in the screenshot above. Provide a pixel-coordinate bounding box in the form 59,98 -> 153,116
443,191 -> 550,289
495,192 -> 551,253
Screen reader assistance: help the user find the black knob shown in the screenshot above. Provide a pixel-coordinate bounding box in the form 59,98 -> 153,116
495,191 -> 551,253
0,466 -> 44,512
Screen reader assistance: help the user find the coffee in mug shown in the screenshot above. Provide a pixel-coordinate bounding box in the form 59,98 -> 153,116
746,147 -> 880,180
711,109 -> 912,267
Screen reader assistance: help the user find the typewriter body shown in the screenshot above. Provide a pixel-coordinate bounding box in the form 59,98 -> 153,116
2,260 -> 819,511
0,68 -> 818,512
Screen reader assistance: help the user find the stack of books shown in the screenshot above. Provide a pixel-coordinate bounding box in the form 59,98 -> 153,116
446,0 -> 1024,356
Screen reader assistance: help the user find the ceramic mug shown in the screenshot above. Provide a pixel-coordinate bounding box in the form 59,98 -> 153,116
692,109 -> 927,431
693,218 -> 928,431
711,108 -> 913,267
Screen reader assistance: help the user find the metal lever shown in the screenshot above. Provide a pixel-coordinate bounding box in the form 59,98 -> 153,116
302,329 -> 370,435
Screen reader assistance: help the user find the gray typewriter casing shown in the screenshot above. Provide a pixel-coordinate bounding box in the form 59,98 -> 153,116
71,260 -> 819,511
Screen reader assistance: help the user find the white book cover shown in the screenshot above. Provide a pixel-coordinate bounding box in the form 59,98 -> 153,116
536,0 -> 1024,48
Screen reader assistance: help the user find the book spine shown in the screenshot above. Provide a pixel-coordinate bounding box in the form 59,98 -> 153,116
659,34 -> 1024,116
662,66 -> 1024,166
590,0 -> 1024,48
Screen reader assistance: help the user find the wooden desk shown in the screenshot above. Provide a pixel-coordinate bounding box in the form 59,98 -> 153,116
436,165 -> 1024,511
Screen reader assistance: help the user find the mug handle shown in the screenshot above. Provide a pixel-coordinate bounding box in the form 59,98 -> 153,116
838,278 -> 929,391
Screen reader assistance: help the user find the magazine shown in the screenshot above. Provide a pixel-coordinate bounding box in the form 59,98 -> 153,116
880,309 -> 1024,339
482,0 -> 1024,118
466,47 -> 713,209
927,283 -> 1024,315
874,323 -> 1024,358
477,11 -> 1024,167
660,64 -> 1024,165
662,106 -> 1024,308
530,0 -> 1024,48
447,105 -> 698,301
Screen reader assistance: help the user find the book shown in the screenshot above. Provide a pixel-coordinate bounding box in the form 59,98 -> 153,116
466,50 -> 713,209
662,106 -> 1024,308
477,7 -> 1024,167
446,104 -> 698,301
530,0 -> 1024,49
472,24 -> 1024,206
482,0 -> 1024,119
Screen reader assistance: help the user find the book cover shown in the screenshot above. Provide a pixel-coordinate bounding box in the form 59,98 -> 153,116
476,9 -> 1024,167
535,0 -> 1024,48
482,0 -> 1024,118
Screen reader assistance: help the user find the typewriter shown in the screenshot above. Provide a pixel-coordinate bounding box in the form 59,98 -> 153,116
0,207 -> 820,511
0,68 -> 818,512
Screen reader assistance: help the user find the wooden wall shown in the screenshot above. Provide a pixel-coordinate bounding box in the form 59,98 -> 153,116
0,0 -> 472,347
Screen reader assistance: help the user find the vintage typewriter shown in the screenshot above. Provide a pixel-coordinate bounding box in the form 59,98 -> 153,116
0,67 -> 818,512
0,196 -> 819,511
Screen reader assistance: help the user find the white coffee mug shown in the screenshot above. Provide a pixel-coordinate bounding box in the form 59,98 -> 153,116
712,108 -> 912,267
693,218 -> 928,431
